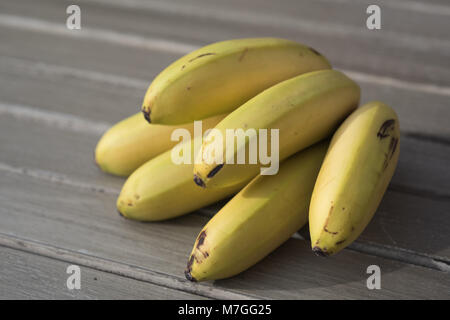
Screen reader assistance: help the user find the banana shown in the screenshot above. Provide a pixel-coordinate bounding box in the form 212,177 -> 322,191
193,69 -> 360,189
309,101 -> 400,256
185,142 -> 328,282
116,136 -> 250,221
95,113 -> 225,176
142,38 -> 331,124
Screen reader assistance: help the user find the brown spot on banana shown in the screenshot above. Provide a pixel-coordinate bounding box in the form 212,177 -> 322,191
184,255 -> 197,282
308,47 -> 323,56
196,230 -> 207,248
193,175 -> 206,188
238,48 -> 249,62
207,164 -> 224,178
324,227 -> 339,235
195,230 -> 210,259
185,270 -> 197,282
312,246 -> 329,257
377,119 -> 396,139
383,136 -> 399,171
142,108 -> 151,123
188,52 -> 216,63
389,136 -> 399,160
323,206 -> 339,235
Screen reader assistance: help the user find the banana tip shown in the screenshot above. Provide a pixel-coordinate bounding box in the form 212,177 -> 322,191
117,209 -> 127,219
184,270 -> 197,282
193,175 -> 206,188
94,151 -> 100,168
142,108 -> 151,123
312,246 -> 329,257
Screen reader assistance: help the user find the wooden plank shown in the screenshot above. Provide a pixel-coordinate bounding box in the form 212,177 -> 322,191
91,0 -> 450,40
0,0 -> 447,299
0,246 -> 207,299
0,171 -> 448,299
0,56 -> 144,124
1,0 -> 449,86
1,49 -> 449,197
1,93 -> 449,199
0,105 -> 449,259
0,15 -> 180,82
0,32 -> 449,138
2,90 -> 450,200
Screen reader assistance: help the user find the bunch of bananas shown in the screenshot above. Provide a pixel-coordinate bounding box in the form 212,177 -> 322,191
95,38 -> 400,282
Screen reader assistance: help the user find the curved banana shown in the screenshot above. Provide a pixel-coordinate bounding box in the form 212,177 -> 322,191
185,142 -> 328,282
95,113 -> 225,176
193,69 -> 360,189
116,137 -> 249,221
309,101 -> 400,256
142,38 -> 331,124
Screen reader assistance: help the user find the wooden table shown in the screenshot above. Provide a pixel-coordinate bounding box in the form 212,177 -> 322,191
0,0 -> 449,299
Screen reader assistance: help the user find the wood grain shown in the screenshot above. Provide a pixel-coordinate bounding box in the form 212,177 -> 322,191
1,0 -> 448,86
0,104 -> 449,260
1,27 -> 449,138
0,246 -> 208,299
0,172 -> 448,299
0,0 -> 449,299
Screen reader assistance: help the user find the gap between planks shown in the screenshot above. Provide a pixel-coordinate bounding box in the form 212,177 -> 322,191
0,159 -> 449,273
314,0 -> 450,17
0,232 -> 262,300
1,99 -> 449,200
83,0 -> 450,53
1,55 -> 450,146
1,14 -> 450,97
0,10 -> 449,273
90,0 -> 450,18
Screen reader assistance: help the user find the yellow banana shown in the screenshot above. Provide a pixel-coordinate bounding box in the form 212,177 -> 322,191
309,101 -> 400,256
185,142 -> 328,282
193,69 -> 360,189
95,113 -> 225,176
142,38 -> 331,124
116,136 -> 250,221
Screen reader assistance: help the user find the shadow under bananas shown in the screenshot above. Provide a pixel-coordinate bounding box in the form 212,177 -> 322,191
115,188 -> 449,298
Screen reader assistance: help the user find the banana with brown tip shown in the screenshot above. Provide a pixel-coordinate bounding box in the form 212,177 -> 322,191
186,142 -> 328,281
142,38 -> 331,124
309,101 -> 400,256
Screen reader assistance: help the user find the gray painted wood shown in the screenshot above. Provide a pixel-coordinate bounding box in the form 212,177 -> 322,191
0,172 -> 449,299
0,0 -> 449,299
1,0 -> 449,86
0,58 -> 449,197
0,103 -> 449,259
1,26 -> 449,138
0,246 -> 207,299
